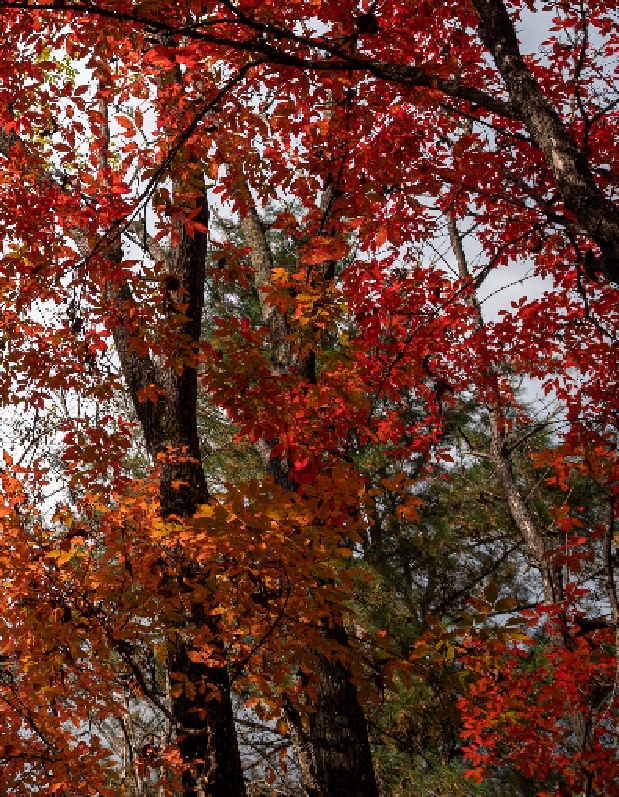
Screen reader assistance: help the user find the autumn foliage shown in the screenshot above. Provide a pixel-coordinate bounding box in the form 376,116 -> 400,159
0,0 -> 618,794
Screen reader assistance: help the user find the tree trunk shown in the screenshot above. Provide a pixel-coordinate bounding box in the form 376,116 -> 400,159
239,198 -> 379,797
283,628 -> 378,797
41,86 -> 245,795
470,0 -> 619,283
170,605 -> 244,797
88,42 -> 248,794
109,165 -> 246,796
447,211 -> 563,606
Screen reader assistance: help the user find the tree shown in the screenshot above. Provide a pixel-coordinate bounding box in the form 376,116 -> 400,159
4,0 -> 617,279
444,210 -> 619,796
0,0 -> 618,795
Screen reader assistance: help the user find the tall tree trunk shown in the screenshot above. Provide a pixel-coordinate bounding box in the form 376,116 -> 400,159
92,87 -> 246,796
239,198 -> 379,797
447,211 -> 563,605
110,187 -> 246,797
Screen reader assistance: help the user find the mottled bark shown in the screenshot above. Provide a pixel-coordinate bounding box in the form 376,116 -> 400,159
240,188 -> 379,797
239,207 -> 291,376
471,0 -> 619,283
487,413 -> 562,604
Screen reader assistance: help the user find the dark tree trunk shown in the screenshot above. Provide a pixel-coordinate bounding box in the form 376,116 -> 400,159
112,179 -> 246,797
240,202 -> 379,797
24,85 -> 246,797
283,625 -> 379,797
170,602 -> 245,797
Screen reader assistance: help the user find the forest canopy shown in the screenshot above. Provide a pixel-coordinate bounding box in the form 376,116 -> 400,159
0,0 -> 618,795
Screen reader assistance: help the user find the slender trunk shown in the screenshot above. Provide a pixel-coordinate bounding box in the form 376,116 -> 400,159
120,694 -> 144,797
159,668 -> 172,797
487,412 -> 562,605
447,211 -> 562,605
239,198 -> 379,797
603,496 -> 619,700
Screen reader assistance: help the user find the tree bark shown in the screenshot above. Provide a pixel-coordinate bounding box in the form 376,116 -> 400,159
282,628 -> 378,797
239,195 -> 379,797
487,412 -> 562,605
83,74 -> 242,792
447,211 -> 562,605
470,0 -> 619,283
110,183 -> 246,797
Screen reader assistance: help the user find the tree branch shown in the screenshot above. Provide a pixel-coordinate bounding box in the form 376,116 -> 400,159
470,0 -> 619,283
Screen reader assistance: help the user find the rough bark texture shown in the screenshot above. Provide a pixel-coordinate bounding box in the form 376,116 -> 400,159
307,654 -> 376,797
283,628 -> 379,797
239,206 -> 291,376
471,0 -> 619,283
240,190 -> 379,797
110,185 -> 246,797
487,413 -> 562,604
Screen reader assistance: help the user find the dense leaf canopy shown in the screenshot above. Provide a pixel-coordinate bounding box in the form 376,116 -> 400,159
0,0 -> 618,794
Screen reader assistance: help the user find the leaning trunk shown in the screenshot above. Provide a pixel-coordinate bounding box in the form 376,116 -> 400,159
447,211 -> 563,606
